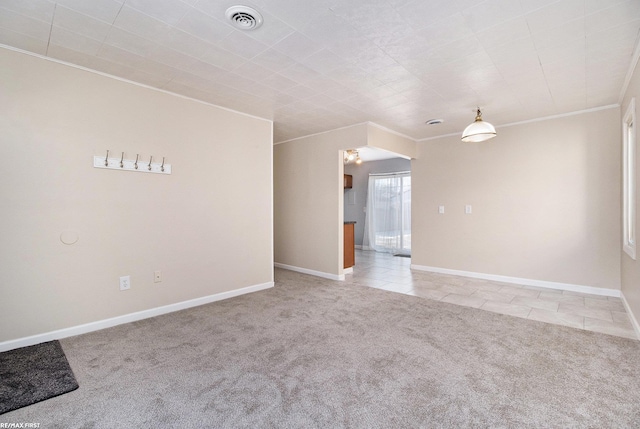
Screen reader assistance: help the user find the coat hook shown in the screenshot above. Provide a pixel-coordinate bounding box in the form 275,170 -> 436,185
160,157 -> 165,172
120,152 -> 124,168
104,150 -> 109,167
134,154 -> 139,170
148,155 -> 153,171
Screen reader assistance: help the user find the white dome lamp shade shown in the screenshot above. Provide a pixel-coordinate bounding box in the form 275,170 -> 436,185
461,108 -> 496,142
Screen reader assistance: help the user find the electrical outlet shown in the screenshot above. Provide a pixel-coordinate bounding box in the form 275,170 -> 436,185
154,270 -> 162,283
465,205 -> 472,214
438,205 -> 445,214
120,275 -> 131,291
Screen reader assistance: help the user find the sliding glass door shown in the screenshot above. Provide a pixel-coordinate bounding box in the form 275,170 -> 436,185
363,172 -> 411,255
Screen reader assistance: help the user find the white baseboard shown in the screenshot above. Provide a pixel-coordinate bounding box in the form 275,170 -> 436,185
410,264 -> 620,297
0,281 -> 274,353
274,262 -> 345,281
344,267 -> 354,275
621,292 -> 640,339
354,245 -> 363,250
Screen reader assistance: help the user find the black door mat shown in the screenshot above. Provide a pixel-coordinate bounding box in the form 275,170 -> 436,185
0,340 -> 79,414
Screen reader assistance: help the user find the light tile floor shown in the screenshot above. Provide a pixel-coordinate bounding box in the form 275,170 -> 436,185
344,250 -> 637,340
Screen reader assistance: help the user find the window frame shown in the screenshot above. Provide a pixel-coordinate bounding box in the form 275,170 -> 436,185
623,98 -> 637,260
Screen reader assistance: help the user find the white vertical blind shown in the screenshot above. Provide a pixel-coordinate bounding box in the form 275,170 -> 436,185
362,172 -> 411,255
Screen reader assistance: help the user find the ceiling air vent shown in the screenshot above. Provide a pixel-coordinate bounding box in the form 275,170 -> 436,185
225,6 -> 263,30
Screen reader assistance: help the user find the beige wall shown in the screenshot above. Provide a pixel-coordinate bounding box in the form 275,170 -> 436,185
621,55 -> 640,327
274,124 -> 366,277
0,48 -> 273,343
274,123 -> 415,277
412,108 -> 621,290
367,123 -> 417,159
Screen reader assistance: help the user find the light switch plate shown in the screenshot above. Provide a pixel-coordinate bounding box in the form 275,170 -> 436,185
465,205 -> 472,214
438,205 -> 445,214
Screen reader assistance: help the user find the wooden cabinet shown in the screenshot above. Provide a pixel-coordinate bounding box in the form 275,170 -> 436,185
344,222 -> 355,268
344,174 -> 353,189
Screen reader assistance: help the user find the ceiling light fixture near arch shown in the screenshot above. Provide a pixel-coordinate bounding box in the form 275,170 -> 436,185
225,5 -> 263,30
344,149 -> 362,165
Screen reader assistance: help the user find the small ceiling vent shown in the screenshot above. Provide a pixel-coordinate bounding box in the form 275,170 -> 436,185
425,119 -> 444,125
225,6 -> 263,30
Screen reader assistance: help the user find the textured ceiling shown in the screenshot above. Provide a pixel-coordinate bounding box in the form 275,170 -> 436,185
1,0 -> 639,143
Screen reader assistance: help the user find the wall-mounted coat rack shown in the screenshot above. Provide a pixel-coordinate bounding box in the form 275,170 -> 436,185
93,151 -> 171,175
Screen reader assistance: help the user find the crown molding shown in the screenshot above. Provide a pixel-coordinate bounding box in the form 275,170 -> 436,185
0,44 -> 273,124
417,104 -> 620,142
618,30 -> 640,104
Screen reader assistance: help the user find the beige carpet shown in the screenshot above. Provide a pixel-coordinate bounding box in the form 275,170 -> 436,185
4,268 -> 640,427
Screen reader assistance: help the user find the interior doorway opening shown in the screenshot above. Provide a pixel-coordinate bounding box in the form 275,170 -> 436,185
343,148 -> 411,274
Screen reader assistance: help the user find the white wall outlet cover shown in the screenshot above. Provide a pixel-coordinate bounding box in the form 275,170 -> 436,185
438,206 -> 445,214
154,271 -> 162,283
465,205 -> 472,214
120,275 -> 131,291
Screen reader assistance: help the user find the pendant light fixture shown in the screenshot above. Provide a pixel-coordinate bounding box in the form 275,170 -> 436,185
461,107 -> 496,142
